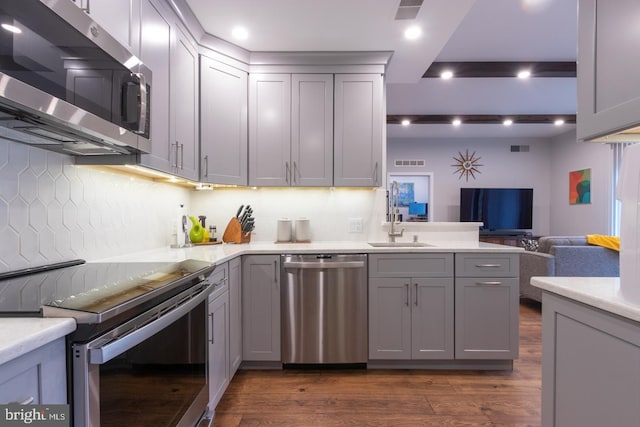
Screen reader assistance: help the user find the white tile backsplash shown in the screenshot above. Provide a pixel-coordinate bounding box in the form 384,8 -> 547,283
0,139 -> 192,273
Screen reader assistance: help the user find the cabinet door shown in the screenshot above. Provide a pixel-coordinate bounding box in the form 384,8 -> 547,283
208,290 -> 230,410
171,24 -> 199,180
242,255 -> 281,361
81,0 -> 138,55
455,278 -> 519,359
248,74 -> 291,187
200,57 -> 248,185
291,74 -> 333,186
334,74 -> 383,187
139,0 -> 173,173
368,277 -> 411,360
228,257 -> 242,376
411,278 -> 454,359
577,0 -> 640,141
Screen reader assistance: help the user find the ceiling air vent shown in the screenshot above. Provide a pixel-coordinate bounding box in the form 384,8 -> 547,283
394,159 -> 426,167
395,0 -> 424,20
510,145 -> 530,152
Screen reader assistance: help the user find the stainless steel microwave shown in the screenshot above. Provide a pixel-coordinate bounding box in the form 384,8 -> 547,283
0,0 -> 151,156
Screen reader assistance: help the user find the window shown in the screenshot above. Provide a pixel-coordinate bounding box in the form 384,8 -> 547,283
610,143 -> 638,235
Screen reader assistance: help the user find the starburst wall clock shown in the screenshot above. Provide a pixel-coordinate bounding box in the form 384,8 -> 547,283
452,149 -> 483,181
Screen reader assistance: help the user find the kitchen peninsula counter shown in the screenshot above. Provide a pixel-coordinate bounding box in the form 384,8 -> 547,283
531,277 -> 640,426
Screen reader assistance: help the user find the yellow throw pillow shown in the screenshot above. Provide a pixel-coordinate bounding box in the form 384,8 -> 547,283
586,234 -> 620,251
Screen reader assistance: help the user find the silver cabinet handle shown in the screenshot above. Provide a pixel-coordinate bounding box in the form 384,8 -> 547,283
405,283 -> 409,307
293,161 -> 298,185
373,161 -> 379,185
208,312 -> 214,344
274,260 -> 278,288
475,281 -> 503,285
475,264 -> 501,268
203,155 -> 209,178
179,143 -> 184,169
171,143 -> 178,168
414,283 -> 418,306
285,161 -> 290,184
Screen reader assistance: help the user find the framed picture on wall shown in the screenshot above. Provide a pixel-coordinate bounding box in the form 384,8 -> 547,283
569,168 -> 591,204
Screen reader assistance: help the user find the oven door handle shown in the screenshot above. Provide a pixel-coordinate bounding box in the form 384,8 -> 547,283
89,285 -> 211,364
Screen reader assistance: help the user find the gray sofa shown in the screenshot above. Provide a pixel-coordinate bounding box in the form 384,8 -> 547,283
520,236 -> 620,302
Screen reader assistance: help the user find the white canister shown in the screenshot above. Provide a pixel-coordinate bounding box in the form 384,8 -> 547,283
277,218 -> 292,242
294,218 -> 311,242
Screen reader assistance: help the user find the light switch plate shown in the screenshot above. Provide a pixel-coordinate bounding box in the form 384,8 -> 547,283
348,217 -> 363,233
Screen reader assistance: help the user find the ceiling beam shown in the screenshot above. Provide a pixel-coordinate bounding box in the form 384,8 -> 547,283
423,61 -> 576,78
387,114 -> 577,125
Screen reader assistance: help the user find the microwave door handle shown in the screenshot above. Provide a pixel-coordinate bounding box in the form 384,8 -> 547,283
135,72 -> 147,135
88,285 -> 210,364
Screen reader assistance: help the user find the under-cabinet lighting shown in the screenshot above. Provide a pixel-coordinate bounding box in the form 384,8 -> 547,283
517,70 -> 531,79
503,119 -> 513,126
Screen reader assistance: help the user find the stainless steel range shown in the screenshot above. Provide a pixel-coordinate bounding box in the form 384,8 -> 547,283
0,259 -> 216,427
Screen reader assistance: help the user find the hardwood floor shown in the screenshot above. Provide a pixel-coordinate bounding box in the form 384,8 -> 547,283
213,300 -> 542,427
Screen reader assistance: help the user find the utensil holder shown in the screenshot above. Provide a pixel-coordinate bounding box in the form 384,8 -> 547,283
222,217 -> 251,243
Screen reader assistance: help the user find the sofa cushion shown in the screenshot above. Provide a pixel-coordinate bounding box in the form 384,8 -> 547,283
538,236 -> 588,254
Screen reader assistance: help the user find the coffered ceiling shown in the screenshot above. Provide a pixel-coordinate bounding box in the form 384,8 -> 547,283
183,0 -> 578,139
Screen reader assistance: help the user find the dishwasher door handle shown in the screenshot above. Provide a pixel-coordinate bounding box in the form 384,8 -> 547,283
283,261 -> 365,269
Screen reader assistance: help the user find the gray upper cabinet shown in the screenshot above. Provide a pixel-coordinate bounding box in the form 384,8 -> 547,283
249,74 -> 292,186
242,255 -> 281,362
171,24 -> 199,181
139,0 -> 198,180
72,0 -> 139,55
200,57 -> 248,185
139,0 -> 172,173
577,0 -> 640,141
291,74 -> 334,187
334,74 -> 383,187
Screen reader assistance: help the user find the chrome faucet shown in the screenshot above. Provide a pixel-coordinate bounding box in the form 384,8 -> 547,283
388,181 -> 405,242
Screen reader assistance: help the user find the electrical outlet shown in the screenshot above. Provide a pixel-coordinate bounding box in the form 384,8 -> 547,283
348,217 -> 363,233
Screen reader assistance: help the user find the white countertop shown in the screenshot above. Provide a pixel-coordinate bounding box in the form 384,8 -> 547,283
531,276 -> 640,323
0,318 -> 76,365
99,239 -> 522,264
1,239 -> 519,366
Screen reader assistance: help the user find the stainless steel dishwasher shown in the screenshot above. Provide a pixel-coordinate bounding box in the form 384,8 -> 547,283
281,254 -> 368,365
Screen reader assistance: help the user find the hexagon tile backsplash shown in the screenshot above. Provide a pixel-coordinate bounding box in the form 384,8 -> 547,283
0,139 -> 191,273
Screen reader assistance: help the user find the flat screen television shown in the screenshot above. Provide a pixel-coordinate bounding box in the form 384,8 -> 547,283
460,188 -> 533,234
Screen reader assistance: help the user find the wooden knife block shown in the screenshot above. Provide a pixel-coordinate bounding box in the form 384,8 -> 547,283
222,217 -> 251,243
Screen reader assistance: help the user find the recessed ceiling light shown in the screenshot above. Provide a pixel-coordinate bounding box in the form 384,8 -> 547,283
404,26 -> 422,40
440,70 -> 454,79
1,23 -> 21,34
554,119 -> 565,126
232,26 -> 249,40
452,118 -> 462,126
517,70 -> 531,79
503,119 -> 513,126
401,119 -> 411,126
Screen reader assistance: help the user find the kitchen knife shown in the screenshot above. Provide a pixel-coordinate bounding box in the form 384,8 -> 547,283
235,205 -> 244,218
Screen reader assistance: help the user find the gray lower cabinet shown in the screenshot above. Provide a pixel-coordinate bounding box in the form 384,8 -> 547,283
207,263 -> 230,410
368,254 -> 454,360
454,253 -> 519,359
0,338 -> 67,404
228,257 -> 242,375
242,255 -> 281,361
541,292 -> 640,427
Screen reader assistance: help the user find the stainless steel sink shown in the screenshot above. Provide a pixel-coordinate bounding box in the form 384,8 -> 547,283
368,242 -> 432,247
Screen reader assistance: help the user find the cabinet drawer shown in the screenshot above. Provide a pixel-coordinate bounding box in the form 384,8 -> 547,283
369,253 -> 453,278
455,253 -> 519,277
209,262 -> 229,296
